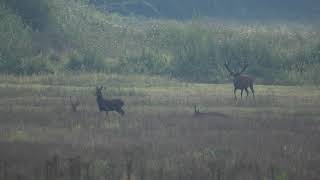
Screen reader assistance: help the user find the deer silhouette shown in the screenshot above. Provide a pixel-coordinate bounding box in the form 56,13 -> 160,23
95,86 -> 125,116
224,61 -> 255,100
193,105 -> 228,118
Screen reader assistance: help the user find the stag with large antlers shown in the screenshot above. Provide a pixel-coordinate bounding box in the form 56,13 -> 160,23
224,61 -> 255,100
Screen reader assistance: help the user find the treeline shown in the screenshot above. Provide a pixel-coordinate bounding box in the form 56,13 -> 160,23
91,0 -> 320,20
0,0 -> 320,84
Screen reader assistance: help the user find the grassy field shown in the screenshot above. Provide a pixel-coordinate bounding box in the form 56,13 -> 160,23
0,73 -> 319,180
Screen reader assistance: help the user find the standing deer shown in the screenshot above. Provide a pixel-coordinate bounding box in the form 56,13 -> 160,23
224,61 -> 255,100
95,86 -> 125,116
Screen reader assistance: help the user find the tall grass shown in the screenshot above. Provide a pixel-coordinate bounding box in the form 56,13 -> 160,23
0,75 -> 319,180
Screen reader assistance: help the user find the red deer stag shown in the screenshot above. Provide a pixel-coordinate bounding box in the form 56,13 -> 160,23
224,61 -> 255,100
95,86 -> 125,116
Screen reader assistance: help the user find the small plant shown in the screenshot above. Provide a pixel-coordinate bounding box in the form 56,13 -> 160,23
69,96 -> 80,112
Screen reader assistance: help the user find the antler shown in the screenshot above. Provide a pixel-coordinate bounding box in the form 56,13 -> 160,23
96,86 -> 103,91
224,61 -> 235,76
238,61 -> 248,74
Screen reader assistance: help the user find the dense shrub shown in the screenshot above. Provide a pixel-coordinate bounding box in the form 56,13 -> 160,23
169,27 -> 222,82
3,0 -> 51,31
0,3 -> 35,74
20,54 -> 54,75
118,48 -> 170,74
153,22 -> 320,84
65,51 -> 107,72
1,0 -> 320,84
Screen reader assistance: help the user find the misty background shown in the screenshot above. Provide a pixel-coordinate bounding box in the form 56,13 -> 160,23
90,0 -> 320,21
1,0 -> 320,84
1,1 -> 320,180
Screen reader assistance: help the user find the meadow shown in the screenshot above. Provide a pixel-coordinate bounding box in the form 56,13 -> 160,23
0,73 -> 319,180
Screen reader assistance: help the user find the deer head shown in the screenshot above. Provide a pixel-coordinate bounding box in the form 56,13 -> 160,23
95,86 -> 103,97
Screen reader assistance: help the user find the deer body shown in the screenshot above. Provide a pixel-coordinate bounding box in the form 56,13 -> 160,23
224,62 -> 255,100
96,86 -> 125,116
233,75 -> 255,99
193,105 -> 228,118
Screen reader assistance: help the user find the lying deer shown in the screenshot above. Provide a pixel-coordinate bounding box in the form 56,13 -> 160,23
95,86 -> 125,116
224,61 -> 255,100
193,105 -> 228,118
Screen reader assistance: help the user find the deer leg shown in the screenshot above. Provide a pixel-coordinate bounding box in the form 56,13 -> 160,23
245,88 -> 249,99
105,111 -> 109,120
116,108 -> 125,116
234,88 -> 237,100
240,89 -> 244,100
250,85 -> 255,100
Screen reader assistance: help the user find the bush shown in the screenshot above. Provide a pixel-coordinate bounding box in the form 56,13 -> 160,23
118,48 -> 170,75
3,0 -> 51,31
66,51 -> 107,72
20,54 -> 54,75
1,0 -> 320,85
0,3 -> 36,74
160,22 -> 320,84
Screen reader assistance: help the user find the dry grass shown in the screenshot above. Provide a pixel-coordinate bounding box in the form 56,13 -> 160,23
0,74 -> 319,180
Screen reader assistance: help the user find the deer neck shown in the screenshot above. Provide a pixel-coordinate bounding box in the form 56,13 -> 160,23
96,94 -> 105,102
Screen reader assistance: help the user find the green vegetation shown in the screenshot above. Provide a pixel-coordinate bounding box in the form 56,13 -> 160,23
91,0 -> 320,20
1,0 -> 320,84
0,1 -> 319,179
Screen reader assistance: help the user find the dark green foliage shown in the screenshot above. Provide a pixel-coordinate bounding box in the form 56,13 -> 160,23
0,3 -> 36,74
118,48 -> 170,75
164,24 -> 285,83
170,32 -> 220,82
20,54 -> 54,75
0,53 -> 54,75
1,0 -> 320,84
3,0 -> 51,30
66,51 -> 107,72
0,53 -> 22,74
